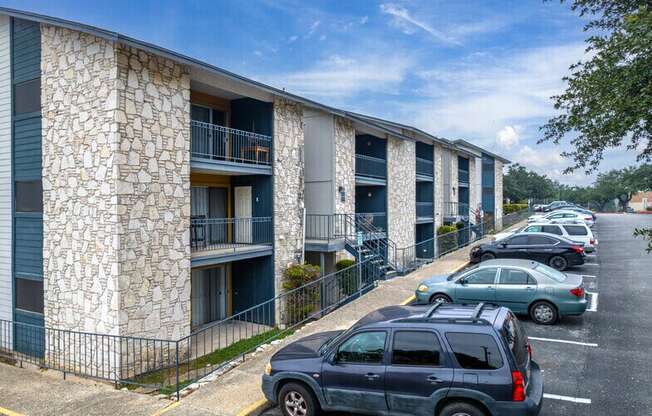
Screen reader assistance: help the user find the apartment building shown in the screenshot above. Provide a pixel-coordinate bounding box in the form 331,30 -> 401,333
0,8 -> 508,359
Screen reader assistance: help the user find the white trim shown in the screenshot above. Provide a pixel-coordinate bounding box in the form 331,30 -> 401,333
529,337 -> 598,347
543,393 -> 591,404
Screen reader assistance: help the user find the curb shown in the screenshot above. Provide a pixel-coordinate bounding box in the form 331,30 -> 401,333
237,398 -> 272,416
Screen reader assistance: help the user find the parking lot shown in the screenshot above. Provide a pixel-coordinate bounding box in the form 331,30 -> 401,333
262,213 -> 652,416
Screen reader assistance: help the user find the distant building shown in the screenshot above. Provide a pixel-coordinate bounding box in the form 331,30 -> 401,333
630,191 -> 652,211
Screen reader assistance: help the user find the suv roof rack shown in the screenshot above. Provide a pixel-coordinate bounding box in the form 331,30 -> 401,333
394,317 -> 492,326
425,300 -> 445,317
471,302 -> 500,319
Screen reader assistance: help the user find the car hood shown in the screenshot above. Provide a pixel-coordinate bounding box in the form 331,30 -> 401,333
272,330 -> 343,361
420,274 -> 451,286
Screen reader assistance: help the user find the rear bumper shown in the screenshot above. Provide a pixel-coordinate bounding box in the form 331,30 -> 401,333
568,254 -> 585,266
558,297 -> 588,316
492,362 -> 544,416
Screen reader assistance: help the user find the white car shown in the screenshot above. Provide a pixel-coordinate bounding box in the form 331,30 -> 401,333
528,210 -> 595,227
494,222 -> 598,252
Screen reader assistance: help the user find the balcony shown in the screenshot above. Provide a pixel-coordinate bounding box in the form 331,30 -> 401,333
443,202 -> 469,221
190,120 -> 272,175
355,212 -> 387,233
458,169 -> 469,187
416,157 -> 434,181
416,201 -> 434,222
355,154 -> 387,185
191,217 -> 273,266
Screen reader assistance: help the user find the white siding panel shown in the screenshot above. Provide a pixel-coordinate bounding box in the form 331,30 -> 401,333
0,14 -> 13,323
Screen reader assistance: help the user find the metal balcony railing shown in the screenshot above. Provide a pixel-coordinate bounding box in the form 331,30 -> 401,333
443,201 -> 469,218
416,201 -> 434,218
355,154 -> 386,179
355,212 -> 387,231
190,217 -> 272,253
191,120 -> 272,166
416,157 -> 434,177
305,214 -> 347,241
458,168 -> 470,185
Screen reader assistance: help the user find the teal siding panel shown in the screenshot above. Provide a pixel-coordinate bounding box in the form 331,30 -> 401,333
14,310 -> 44,357
13,117 -> 41,181
12,19 -> 41,84
14,215 -> 43,279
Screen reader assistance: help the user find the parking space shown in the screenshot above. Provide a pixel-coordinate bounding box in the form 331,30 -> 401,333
261,213 -> 652,416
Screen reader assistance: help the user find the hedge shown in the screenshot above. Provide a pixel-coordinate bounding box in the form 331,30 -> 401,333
437,225 -> 458,255
504,203 -> 528,215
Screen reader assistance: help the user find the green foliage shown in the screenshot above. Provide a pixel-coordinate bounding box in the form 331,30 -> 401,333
504,163 -> 556,202
504,203 -> 529,214
634,228 -> 652,253
437,225 -> 458,255
335,259 -> 355,271
282,263 -> 321,325
541,0 -> 652,173
437,225 -> 457,235
455,221 -> 466,230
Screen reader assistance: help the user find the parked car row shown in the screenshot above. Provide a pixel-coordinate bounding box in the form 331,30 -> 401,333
494,222 -> 597,253
528,209 -> 595,227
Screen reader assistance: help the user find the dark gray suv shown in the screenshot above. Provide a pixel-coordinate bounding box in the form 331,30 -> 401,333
262,303 -> 543,416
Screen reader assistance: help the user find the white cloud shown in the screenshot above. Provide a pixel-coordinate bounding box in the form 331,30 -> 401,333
379,3 -> 460,45
513,145 -> 564,168
307,20 -> 321,37
360,16 -> 369,25
496,125 -> 522,148
262,53 -> 413,98
288,35 -> 298,43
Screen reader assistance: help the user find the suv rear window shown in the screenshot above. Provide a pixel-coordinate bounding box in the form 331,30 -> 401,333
503,313 -> 528,368
446,333 -> 503,370
564,225 -> 588,236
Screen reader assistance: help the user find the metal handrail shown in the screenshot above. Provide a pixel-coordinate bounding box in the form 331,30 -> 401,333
355,154 -> 387,179
191,120 -> 272,165
190,217 -> 272,252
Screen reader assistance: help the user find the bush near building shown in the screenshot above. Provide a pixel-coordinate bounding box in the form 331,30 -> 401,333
437,225 -> 458,256
504,203 -> 528,214
282,263 -> 321,325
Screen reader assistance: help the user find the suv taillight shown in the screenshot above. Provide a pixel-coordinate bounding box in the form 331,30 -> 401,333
570,287 -> 585,298
512,370 -> 526,401
571,245 -> 584,254
584,216 -> 592,221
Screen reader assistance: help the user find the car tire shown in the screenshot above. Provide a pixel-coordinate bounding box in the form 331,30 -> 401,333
548,255 -> 568,271
480,252 -> 495,262
530,301 -> 558,325
430,293 -> 452,304
439,401 -> 486,416
278,382 -> 320,416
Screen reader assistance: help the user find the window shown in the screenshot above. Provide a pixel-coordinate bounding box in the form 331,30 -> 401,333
392,331 -> 442,366
528,235 -> 556,245
463,268 -> 497,285
564,225 -> 588,236
15,181 -> 43,213
502,313 -> 528,367
506,235 -> 528,245
524,225 -> 541,233
335,331 -> 386,364
548,213 -> 563,219
499,269 -> 536,285
446,333 -> 503,370
15,278 -> 43,313
542,225 -> 563,235
14,78 -> 41,115
533,263 -> 567,282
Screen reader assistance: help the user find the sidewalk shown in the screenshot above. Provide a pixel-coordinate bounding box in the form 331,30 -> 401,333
165,237 -> 488,416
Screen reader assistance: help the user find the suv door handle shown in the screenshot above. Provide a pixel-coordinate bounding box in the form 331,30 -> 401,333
427,375 -> 444,384
365,373 -> 380,380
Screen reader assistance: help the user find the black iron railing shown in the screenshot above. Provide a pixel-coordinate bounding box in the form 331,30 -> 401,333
191,120 -> 272,166
355,154 -> 386,179
416,157 -> 434,177
305,214 -> 347,241
355,212 -> 387,232
190,217 -> 272,253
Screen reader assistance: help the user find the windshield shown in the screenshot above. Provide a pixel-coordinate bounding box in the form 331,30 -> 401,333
318,326 -> 354,355
447,264 -> 477,281
534,263 -> 567,282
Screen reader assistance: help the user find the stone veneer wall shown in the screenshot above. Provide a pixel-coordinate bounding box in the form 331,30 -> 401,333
433,143 -> 444,228
469,158 -> 479,224
333,116 -> 355,215
494,160 -> 504,229
387,137 -> 415,249
273,98 -> 305,294
42,25 -> 191,340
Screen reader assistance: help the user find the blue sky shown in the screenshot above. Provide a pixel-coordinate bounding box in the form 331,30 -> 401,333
1,0 -> 640,184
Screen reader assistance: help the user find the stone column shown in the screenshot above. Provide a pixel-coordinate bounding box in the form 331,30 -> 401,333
273,97 -> 304,324
333,116 -> 355,216
387,137 -> 416,256
469,157 -> 479,224
495,160 -> 504,230
433,143 -> 444,228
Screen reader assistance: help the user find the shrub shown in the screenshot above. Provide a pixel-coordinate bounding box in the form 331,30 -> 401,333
282,263 -> 321,325
335,259 -> 358,296
336,259 -> 355,271
455,221 -> 466,230
437,225 -> 458,255
504,203 -> 528,215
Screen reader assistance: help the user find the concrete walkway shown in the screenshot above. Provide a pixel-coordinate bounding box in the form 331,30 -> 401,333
164,238 -> 488,416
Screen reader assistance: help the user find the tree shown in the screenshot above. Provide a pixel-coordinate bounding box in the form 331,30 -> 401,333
543,1 -> 652,251
503,164 -> 556,202
540,0 -> 652,173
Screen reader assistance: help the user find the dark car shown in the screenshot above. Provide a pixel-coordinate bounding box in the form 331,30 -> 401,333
262,303 -> 543,416
470,232 -> 585,271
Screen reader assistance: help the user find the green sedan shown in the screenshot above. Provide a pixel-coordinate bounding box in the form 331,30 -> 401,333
415,259 -> 588,324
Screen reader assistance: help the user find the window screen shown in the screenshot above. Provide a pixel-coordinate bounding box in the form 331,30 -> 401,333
15,181 -> 43,213
15,278 -> 44,313
564,225 -> 588,236
14,79 -> 41,115
392,331 -> 442,366
446,333 -> 503,370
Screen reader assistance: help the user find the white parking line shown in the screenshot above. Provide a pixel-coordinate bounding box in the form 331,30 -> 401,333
529,336 -> 598,347
586,291 -> 599,312
544,393 -> 592,404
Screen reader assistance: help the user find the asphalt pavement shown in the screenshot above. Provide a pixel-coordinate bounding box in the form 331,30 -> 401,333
262,213 -> 652,416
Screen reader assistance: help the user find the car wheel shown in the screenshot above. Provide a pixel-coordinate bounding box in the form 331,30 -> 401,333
430,293 -> 452,304
439,401 -> 486,416
548,255 -> 568,271
278,382 -> 319,416
530,301 -> 558,325
480,253 -> 495,262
